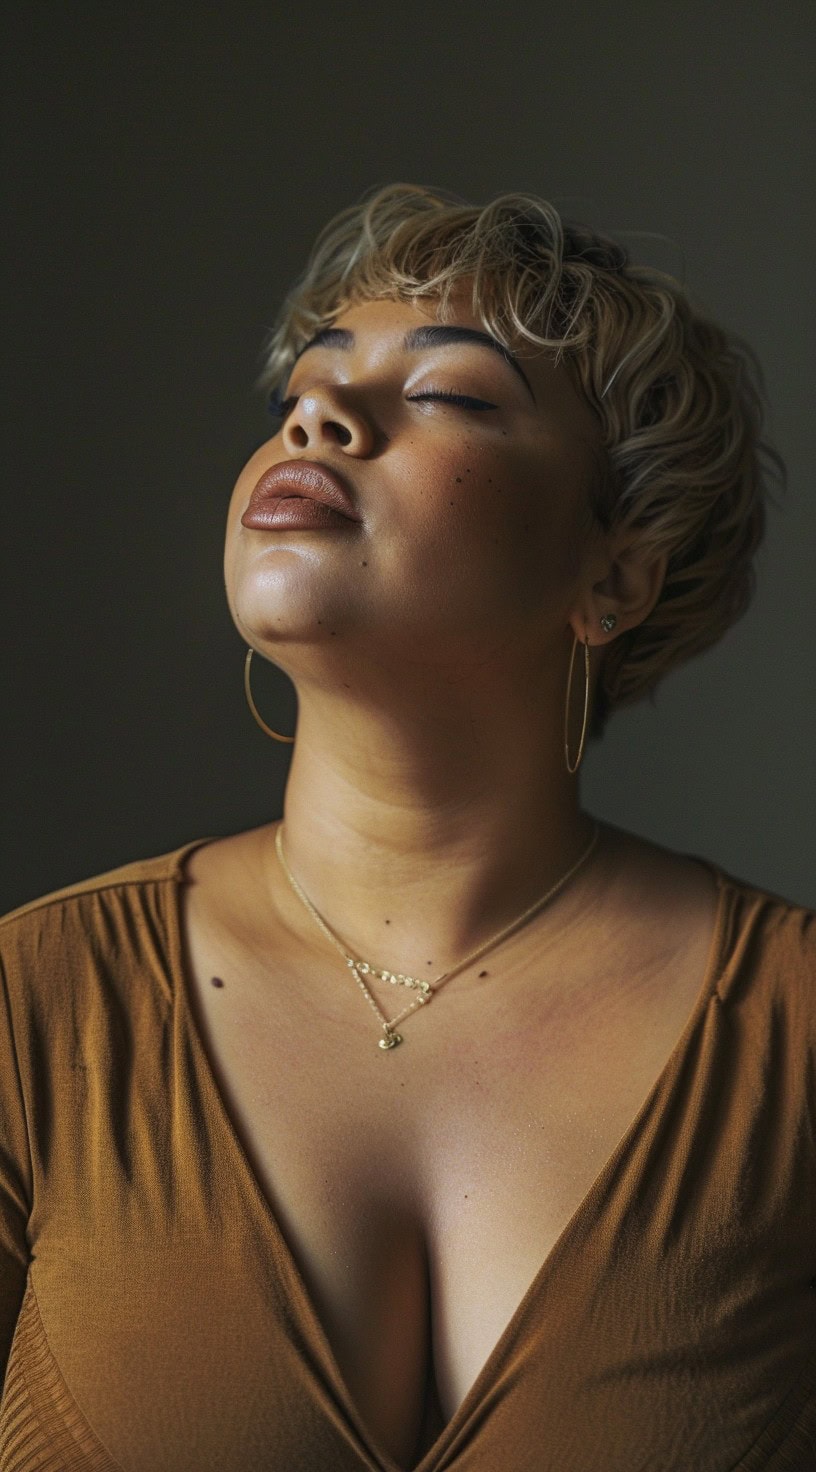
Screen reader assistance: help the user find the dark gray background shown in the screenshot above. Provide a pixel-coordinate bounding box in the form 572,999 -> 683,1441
4,1 -> 814,913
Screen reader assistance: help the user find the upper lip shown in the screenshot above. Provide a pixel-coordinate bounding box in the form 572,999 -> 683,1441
246,459 -> 360,521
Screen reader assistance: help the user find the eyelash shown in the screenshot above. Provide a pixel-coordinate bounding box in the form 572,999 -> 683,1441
267,388 -> 498,420
408,390 -> 498,411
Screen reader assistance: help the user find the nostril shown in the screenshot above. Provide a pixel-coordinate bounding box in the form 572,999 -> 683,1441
328,422 -> 352,446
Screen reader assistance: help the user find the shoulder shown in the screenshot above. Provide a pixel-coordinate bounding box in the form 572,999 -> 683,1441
645,844 -> 816,1054
0,837 -> 218,930
600,822 -> 816,993
706,860 -> 816,1016
0,837 -> 217,1010
0,837 -> 216,933
689,853 -> 816,967
608,821 -> 814,928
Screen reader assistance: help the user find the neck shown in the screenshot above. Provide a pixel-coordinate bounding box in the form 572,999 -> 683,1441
263,664 -> 606,979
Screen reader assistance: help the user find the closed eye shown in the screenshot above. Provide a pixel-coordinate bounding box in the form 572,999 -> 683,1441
407,390 -> 498,411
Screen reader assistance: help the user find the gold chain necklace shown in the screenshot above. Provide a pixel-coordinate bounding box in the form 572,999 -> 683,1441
274,820 -> 601,1052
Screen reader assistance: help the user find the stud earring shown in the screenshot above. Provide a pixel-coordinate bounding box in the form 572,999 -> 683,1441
600,614 -> 617,632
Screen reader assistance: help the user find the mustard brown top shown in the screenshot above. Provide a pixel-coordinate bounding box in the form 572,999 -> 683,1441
0,838 -> 815,1470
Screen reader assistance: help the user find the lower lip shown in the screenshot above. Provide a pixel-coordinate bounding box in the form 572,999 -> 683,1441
241,496 -> 358,531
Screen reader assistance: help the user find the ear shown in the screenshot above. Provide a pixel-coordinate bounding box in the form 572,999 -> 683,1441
568,529 -> 668,646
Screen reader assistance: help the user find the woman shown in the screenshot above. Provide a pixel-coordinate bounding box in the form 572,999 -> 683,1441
1,184 -> 813,1472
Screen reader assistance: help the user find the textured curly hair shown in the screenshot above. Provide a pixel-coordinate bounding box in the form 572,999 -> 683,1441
257,182 -> 784,739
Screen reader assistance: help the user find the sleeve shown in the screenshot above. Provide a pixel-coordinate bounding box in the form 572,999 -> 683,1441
0,944 -> 32,1388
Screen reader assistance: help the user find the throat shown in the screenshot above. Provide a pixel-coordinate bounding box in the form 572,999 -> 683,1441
271,814 -> 603,995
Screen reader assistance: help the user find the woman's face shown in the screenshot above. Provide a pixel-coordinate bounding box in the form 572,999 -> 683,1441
224,290 -> 606,679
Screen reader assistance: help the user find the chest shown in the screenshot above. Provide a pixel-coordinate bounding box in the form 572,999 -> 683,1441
179,877 -> 713,1468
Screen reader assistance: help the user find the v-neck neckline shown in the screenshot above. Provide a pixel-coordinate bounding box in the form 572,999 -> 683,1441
163,835 -> 733,1472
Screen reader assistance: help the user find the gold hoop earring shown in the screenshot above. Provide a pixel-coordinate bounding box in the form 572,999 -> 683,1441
244,647 -> 295,744
564,634 -> 591,775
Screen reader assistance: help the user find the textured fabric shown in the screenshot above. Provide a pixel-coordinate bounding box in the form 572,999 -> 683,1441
0,837 -> 815,1471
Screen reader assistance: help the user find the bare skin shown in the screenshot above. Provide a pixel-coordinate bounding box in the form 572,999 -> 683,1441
182,292 -> 723,1468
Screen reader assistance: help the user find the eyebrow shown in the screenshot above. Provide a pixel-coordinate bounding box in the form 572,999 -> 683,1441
291,324 -> 537,403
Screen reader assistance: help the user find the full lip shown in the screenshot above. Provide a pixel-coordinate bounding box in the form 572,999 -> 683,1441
244,459 -> 361,522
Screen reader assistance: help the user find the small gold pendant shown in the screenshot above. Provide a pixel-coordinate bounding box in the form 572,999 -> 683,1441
379,1032 -> 403,1050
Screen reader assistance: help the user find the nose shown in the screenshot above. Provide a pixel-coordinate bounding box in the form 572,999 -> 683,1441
281,385 -> 374,457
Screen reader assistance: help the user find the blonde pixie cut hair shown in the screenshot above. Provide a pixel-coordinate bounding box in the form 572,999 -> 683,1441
258,183 -> 783,740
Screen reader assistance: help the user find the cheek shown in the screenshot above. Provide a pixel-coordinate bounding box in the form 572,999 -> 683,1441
433,445 -> 589,623
418,444 -> 562,569
392,451 -> 504,573
383,447 -> 548,624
